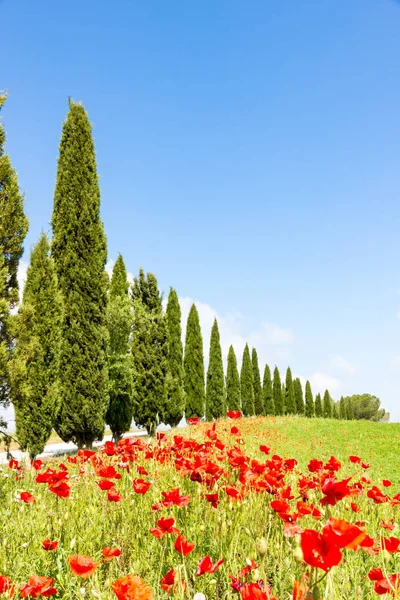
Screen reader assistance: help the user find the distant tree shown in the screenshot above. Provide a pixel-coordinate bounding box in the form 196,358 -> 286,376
332,401 -> 339,419
0,93 -> 29,413
226,345 -> 240,412
323,390 -> 333,418
294,377 -> 305,414
339,396 -> 346,420
285,367 -> 296,414
305,380 -> 314,417
165,288 -> 185,427
52,100 -> 108,448
273,366 -> 283,416
131,271 -> 168,436
262,364 -> 274,415
106,255 -> 133,443
183,304 -> 205,419
342,394 -> 389,422
315,393 -> 323,417
346,397 -> 354,420
206,318 -> 225,420
9,234 -> 62,460
252,348 -> 263,415
240,344 -> 254,416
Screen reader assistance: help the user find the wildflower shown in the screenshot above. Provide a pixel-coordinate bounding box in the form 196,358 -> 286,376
196,556 -> 224,576
68,555 -> 99,578
111,575 -> 153,600
174,535 -> 195,556
20,576 -> 57,598
102,547 -> 121,561
42,539 -> 58,551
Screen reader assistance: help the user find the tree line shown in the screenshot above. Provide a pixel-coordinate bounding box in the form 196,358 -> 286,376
0,97 -> 389,460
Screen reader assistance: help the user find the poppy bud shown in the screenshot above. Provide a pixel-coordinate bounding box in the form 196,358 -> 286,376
293,546 -> 304,564
312,586 -> 321,600
244,528 -> 251,535
256,538 -> 268,558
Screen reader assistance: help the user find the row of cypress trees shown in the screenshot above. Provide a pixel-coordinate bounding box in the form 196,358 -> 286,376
0,97 -> 354,461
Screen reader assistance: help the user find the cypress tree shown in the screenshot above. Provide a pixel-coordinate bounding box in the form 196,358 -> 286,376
51,100 -> 108,448
226,345 -> 240,412
294,377 -> 305,414
339,396 -> 346,420
273,366 -> 283,415
315,393 -> 323,417
252,348 -> 263,416
347,397 -> 354,420
206,318 -> 225,420
285,367 -> 296,414
332,401 -> 339,419
183,304 -> 205,419
0,93 -> 29,409
131,271 -> 168,436
164,288 -> 185,427
106,255 -> 133,443
323,389 -> 333,418
240,344 -> 254,416
262,364 -> 274,415
10,234 -> 62,460
305,380 -> 314,417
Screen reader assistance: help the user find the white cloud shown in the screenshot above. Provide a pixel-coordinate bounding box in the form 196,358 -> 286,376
328,355 -> 358,376
298,372 -> 342,397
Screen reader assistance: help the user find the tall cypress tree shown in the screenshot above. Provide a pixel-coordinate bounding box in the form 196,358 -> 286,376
273,366 -> 283,415
323,390 -> 333,418
332,401 -> 339,419
51,100 -> 108,448
315,393 -> 323,417
183,304 -> 205,418
226,345 -> 240,412
294,377 -> 305,414
10,234 -> 62,460
285,367 -> 296,414
164,288 -> 185,427
106,255 -> 133,443
305,380 -> 314,417
131,271 -> 168,436
252,348 -> 263,416
0,93 -> 29,411
346,397 -> 354,420
206,318 -> 225,420
240,344 -> 254,416
262,364 -> 274,415
339,396 -> 346,420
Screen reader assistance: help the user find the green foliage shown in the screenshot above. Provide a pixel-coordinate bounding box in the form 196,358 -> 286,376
165,288 -> 185,427
346,397 -> 354,420
206,319 -> 225,420
285,367 -> 296,414
342,394 -> 388,422
252,348 -> 263,416
9,234 -> 62,460
51,100 -> 109,448
183,304 -> 205,419
240,344 -> 254,416
294,377 -> 305,414
131,271 -> 168,436
226,345 -> 240,412
273,366 -> 283,415
305,380 -> 314,418
339,396 -> 346,420
315,393 -> 323,417
106,255 -> 133,443
323,390 -> 333,418
262,364 -> 274,415
332,401 -> 339,419
0,93 -> 29,409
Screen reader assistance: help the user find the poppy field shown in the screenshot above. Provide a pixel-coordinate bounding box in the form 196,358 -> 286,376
1,415 -> 400,599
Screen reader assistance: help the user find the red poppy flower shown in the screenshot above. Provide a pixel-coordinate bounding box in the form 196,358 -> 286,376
68,555 -> 99,578
49,480 -> 70,498
20,492 -> 36,504
150,517 -> 179,538
196,555 -> 224,576
259,445 -> 271,455
383,479 -> 392,488
301,529 -> 342,571
160,569 -> 175,592
321,477 -> 352,506
308,459 -> 323,473
0,576 -> 14,597
42,539 -> 58,551
104,441 -> 117,455
187,417 -> 200,425
108,489 -> 122,502
227,411 -> 242,419
160,488 -> 190,507
292,580 -> 311,600
350,502 -> 360,513
174,534 -> 195,556
98,479 -> 115,490
230,426 -> 241,435
367,486 -> 389,504
132,479 -> 151,494
8,460 -> 19,470
137,466 -> 149,476
381,537 -> 400,554
32,460 -> 43,471
349,456 -> 361,464
205,492 -> 219,508
240,583 -> 269,600
271,499 -> 290,514
368,568 -> 400,595
20,576 -> 57,598
323,518 -> 367,550
102,547 -> 121,561
111,574 -> 153,600
96,465 -> 121,479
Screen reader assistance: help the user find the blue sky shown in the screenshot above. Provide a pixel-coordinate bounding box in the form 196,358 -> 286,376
2,0 -> 400,421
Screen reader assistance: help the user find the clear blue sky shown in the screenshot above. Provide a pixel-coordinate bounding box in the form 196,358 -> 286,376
2,0 -> 400,419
